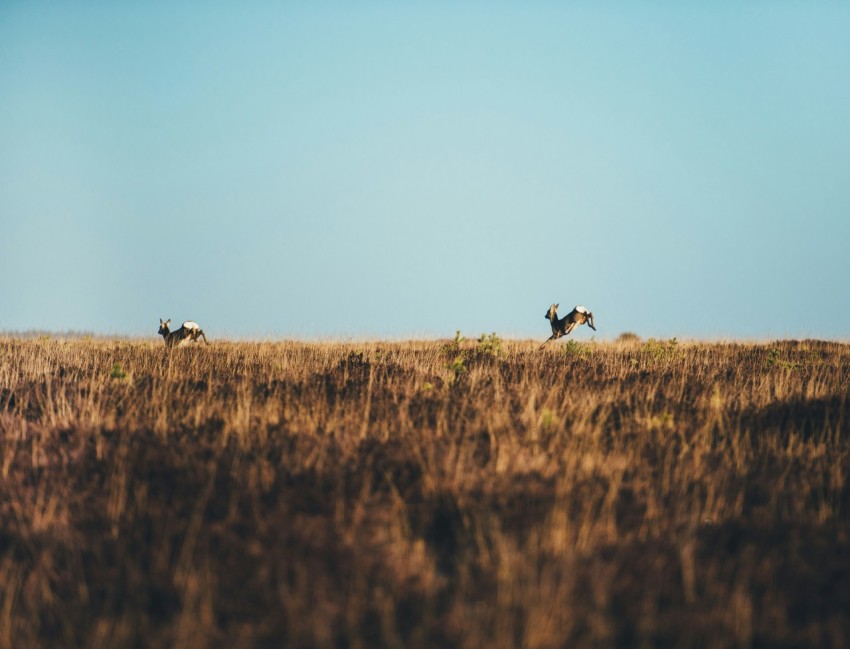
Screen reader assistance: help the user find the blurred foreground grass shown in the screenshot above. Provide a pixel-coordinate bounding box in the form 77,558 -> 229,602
0,337 -> 848,648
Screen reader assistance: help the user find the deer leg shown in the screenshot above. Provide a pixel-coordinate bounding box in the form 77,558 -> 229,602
539,335 -> 556,350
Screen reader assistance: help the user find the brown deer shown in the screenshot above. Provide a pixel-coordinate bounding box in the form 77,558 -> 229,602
158,319 -> 208,348
540,303 -> 596,349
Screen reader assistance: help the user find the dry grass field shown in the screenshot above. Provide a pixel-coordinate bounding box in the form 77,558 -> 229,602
0,335 -> 848,648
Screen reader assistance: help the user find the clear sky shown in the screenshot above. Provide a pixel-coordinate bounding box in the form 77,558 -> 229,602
2,2 -> 848,340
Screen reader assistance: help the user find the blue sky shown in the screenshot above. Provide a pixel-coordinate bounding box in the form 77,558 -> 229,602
2,2 -> 848,340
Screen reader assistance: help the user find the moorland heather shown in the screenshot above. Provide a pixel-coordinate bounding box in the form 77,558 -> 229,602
0,336 -> 848,648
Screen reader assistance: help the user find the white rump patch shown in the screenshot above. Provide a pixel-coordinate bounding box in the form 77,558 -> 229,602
574,305 -> 589,314
182,321 -> 200,330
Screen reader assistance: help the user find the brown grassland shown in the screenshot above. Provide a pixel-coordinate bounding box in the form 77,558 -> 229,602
0,335 -> 848,648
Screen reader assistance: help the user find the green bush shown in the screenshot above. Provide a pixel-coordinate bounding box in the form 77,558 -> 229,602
476,332 -> 503,358
562,339 -> 591,358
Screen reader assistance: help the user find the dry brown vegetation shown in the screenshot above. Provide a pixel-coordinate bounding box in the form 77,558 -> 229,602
0,336 -> 848,648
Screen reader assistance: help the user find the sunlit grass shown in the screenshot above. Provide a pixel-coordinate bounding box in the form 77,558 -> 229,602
0,336 -> 848,647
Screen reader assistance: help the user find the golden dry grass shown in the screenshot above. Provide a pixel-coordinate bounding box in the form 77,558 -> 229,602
0,336 -> 848,648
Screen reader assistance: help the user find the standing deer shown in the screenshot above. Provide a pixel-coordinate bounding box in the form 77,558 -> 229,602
540,303 -> 596,349
158,318 -> 209,348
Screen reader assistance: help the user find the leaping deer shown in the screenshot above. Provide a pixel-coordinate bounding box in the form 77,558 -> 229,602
158,318 -> 209,348
540,303 -> 596,349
